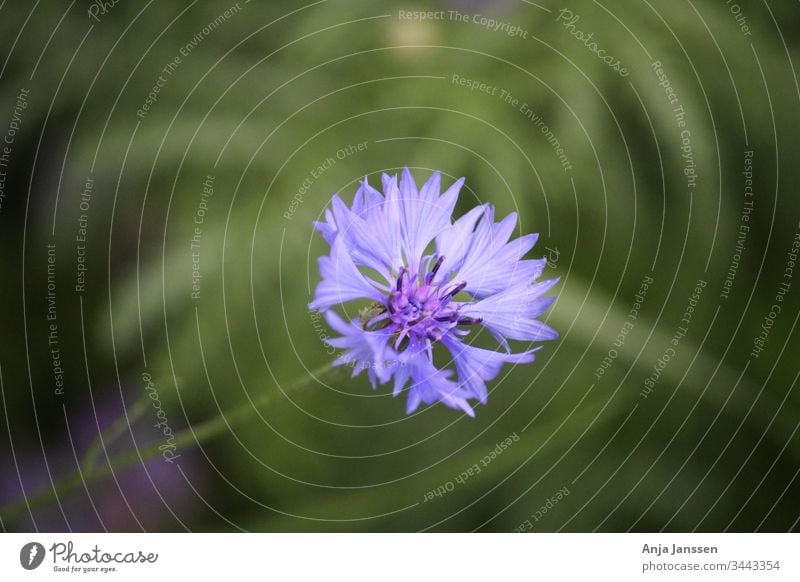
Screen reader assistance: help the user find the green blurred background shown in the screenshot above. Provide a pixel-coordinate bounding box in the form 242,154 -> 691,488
1,0 -> 798,532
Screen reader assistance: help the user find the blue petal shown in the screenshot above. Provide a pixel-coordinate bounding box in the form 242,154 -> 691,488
395,343 -> 476,417
460,278 -> 560,347
378,172 -> 406,270
324,312 -> 396,387
442,336 -> 537,404
452,207 -> 546,298
397,168 -> 463,271
461,234 -> 546,298
330,195 -> 394,281
312,208 -> 337,245
351,177 -> 384,219
436,204 -> 487,278
309,238 -> 386,311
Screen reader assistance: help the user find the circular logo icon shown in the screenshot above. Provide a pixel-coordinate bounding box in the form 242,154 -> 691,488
19,542 -> 45,570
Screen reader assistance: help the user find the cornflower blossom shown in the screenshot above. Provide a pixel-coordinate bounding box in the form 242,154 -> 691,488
310,169 -> 558,416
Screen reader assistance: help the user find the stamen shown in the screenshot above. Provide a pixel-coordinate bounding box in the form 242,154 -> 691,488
457,316 -> 483,326
425,255 -> 445,284
443,281 -> 467,300
434,312 -> 459,323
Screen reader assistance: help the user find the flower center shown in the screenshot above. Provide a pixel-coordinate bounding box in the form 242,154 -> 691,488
380,256 -> 480,343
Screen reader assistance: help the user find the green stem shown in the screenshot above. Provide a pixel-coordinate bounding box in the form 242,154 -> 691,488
0,363 -> 335,524
80,393 -> 150,475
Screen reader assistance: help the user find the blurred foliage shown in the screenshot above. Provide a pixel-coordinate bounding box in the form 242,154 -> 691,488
1,0 -> 799,532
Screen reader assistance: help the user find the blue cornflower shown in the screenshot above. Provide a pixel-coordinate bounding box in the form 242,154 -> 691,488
310,168 -> 558,417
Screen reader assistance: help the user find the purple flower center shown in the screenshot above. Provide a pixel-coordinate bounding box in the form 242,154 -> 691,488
376,256 -> 481,344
